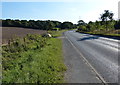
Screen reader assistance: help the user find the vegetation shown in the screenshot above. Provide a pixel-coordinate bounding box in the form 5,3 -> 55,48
77,10 -> 120,36
1,10 -> 120,35
1,19 -> 75,30
1,9 -> 120,84
60,22 -> 74,29
48,30 -> 68,38
2,33 -> 66,83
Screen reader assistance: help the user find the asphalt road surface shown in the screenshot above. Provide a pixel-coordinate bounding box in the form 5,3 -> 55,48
62,30 -> 119,84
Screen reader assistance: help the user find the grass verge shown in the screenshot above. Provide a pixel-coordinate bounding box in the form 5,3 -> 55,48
76,30 -> 120,39
2,33 -> 66,83
48,30 -> 68,38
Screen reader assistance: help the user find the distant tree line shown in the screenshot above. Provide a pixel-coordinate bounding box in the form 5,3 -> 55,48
1,19 -> 76,30
1,10 -> 120,32
77,10 -> 120,32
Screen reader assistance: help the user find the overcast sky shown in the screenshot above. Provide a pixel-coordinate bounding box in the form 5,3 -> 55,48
1,0 -> 119,24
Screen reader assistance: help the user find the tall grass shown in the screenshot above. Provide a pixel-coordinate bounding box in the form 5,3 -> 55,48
2,33 -> 66,83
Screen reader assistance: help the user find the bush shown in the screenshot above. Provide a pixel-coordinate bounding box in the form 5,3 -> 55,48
114,20 -> 120,30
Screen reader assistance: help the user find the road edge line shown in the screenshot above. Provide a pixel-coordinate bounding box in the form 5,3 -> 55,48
65,33 -> 108,85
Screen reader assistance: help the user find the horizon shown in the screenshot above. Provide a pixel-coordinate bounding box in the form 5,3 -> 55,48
1,0 -> 119,24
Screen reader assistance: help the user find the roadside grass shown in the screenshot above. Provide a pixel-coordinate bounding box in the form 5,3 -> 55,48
77,29 -> 120,37
48,30 -> 68,38
2,31 -> 66,83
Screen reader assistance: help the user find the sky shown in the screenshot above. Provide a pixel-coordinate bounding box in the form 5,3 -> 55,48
1,0 -> 120,24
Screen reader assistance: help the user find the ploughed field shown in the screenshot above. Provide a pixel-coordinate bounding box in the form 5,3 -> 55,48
2,27 -> 47,44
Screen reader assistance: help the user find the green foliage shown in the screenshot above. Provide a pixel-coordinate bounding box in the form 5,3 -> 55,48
77,10 -> 117,34
100,10 -> 114,22
100,10 -> 114,29
76,10 -> 119,36
2,19 -> 62,30
78,25 -> 89,32
2,34 -> 66,83
77,20 -> 120,36
52,28 -> 60,31
60,21 -> 74,29
48,30 -> 67,38
2,19 -> 75,30
114,20 -> 120,30
78,20 -> 86,25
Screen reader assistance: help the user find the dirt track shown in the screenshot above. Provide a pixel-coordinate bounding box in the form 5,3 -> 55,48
1,27 -> 46,44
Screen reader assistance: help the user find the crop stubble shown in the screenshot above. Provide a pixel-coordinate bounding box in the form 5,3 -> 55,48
1,27 -> 46,44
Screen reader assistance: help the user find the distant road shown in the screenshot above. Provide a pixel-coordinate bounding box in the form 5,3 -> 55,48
62,30 -> 119,83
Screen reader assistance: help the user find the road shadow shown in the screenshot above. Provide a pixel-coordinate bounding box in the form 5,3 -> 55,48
77,36 -> 99,41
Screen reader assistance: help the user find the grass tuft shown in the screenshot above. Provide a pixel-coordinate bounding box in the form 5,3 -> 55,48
2,33 -> 66,83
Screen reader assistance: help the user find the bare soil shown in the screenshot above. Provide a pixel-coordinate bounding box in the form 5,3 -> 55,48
1,27 -> 47,44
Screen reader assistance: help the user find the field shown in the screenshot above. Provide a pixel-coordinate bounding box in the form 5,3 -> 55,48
2,27 -> 47,44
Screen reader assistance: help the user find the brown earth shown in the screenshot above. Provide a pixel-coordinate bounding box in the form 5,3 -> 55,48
1,27 -> 47,44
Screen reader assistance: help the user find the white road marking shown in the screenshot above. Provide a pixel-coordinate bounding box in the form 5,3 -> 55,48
65,33 -> 108,85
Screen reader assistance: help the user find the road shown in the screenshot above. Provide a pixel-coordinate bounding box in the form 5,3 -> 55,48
62,30 -> 119,84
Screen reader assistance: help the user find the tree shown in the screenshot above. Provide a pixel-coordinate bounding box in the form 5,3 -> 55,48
88,21 -> 93,24
52,21 -> 61,28
2,19 -> 13,27
13,20 -> 21,27
46,20 -> 55,30
108,12 -> 114,21
0,19 -> 2,27
78,20 -> 86,26
60,21 -> 73,29
100,10 -> 114,29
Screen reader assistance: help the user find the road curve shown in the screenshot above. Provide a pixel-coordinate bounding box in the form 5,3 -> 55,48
62,30 -> 119,83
